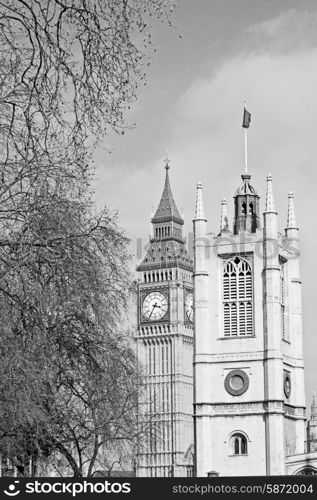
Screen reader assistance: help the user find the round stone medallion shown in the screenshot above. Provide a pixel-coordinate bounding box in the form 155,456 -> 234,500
225,369 -> 249,396
284,373 -> 291,399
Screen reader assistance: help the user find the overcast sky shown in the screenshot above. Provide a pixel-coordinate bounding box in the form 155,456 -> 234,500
92,0 -> 317,409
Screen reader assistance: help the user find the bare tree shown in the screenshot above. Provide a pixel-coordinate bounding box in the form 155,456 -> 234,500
0,0 -> 176,476
0,0 -> 176,229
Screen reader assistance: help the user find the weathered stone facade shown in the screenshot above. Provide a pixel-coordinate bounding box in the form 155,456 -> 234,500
193,172 -> 317,476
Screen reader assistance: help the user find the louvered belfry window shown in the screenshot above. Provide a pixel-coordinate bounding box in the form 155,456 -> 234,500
223,257 -> 253,337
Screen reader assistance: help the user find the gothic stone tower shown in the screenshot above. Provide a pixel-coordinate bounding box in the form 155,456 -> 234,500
135,159 -> 194,477
193,173 -> 306,476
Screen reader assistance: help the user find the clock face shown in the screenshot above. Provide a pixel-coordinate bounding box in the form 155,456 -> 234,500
185,292 -> 194,322
142,291 -> 168,321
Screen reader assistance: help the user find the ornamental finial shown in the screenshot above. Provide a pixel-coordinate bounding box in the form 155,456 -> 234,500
195,182 -> 205,220
220,198 -> 229,232
265,174 -> 275,213
286,191 -> 297,229
164,151 -> 170,170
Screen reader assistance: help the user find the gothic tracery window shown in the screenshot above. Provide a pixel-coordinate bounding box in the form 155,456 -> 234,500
223,257 -> 253,337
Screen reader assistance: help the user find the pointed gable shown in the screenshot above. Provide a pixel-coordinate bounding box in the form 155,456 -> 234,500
151,164 -> 183,225
137,156 -> 193,272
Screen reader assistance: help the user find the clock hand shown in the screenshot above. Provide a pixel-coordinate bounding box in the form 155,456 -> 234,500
148,302 -> 158,318
148,302 -> 162,319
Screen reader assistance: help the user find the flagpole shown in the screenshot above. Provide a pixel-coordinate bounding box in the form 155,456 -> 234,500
244,101 -> 248,174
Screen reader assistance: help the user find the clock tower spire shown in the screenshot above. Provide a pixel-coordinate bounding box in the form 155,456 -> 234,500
151,154 -> 185,243
138,157 -> 192,272
135,156 -> 194,477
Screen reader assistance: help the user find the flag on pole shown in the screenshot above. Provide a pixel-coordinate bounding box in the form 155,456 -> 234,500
242,107 -> 251,128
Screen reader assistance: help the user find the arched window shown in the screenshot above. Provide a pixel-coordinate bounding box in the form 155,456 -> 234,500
249,202 -> 254,214
241,202 -> 246,215
296,467 -> 317,475
230,433 -> 248,455
223,257 -> 253,337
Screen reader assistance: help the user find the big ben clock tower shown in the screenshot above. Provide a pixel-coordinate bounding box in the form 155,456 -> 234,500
135,157 -> 194,477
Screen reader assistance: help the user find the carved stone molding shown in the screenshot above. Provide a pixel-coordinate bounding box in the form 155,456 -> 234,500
283,404 -> 306,417
195,401 -> 285,417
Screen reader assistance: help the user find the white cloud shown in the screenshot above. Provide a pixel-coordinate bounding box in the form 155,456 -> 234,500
169,48 -> 317,220
246,9 -> 317,54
